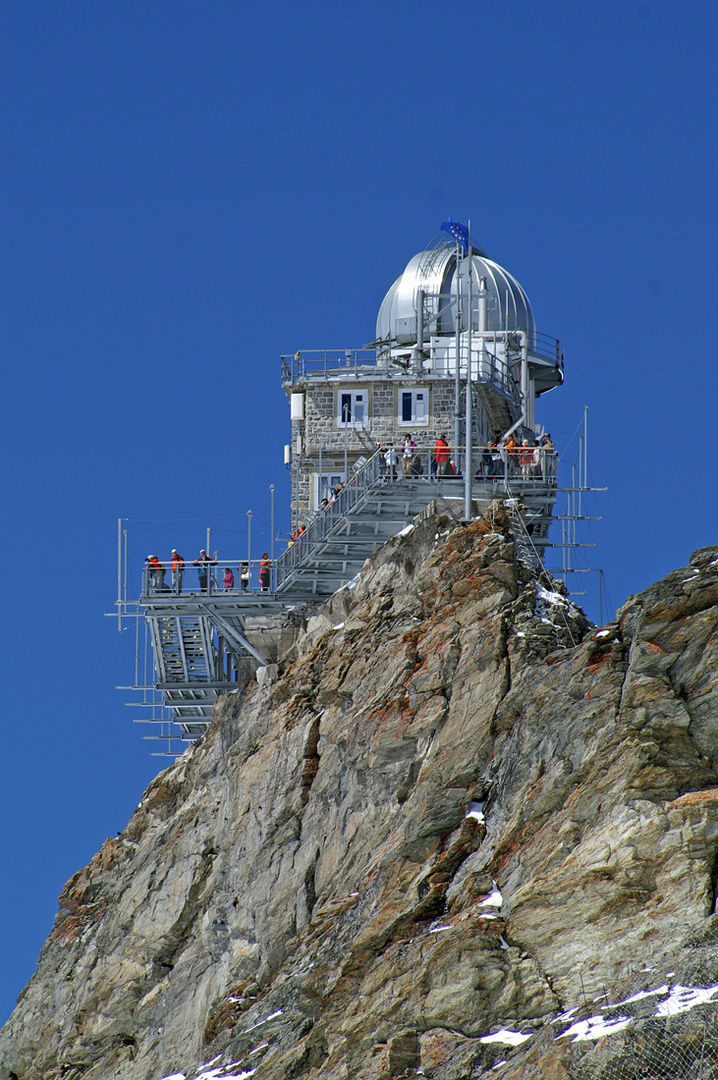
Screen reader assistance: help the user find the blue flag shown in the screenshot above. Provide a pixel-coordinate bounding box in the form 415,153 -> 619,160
440,217 -> 469,253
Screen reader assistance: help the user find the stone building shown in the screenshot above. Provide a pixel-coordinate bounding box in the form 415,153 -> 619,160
282,223 -> 564,530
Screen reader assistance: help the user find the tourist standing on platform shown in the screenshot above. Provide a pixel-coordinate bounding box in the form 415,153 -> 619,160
193,549 -> 217,593
540,433 -> 555,478
240,562 -> 250,591
171,549 -> 185,594
435,435 -> 451,476
384,443 -> 398,480
223,567 -> 235,590
146,555 -> 166,592
401,435 -> 417,478
259,553 -> 271,592
518,440 -> 534,480
505,433 -> 518,474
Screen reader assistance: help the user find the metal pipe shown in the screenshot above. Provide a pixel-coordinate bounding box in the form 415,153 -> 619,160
247,510 -> 252,584
270,484 -> 275,566
294,433 -> 300,535
517,330 -> 533,431
453,244 -> 462,463
414,288 -> 424,376
464,228 -> 474,520
117,518 -> 122,630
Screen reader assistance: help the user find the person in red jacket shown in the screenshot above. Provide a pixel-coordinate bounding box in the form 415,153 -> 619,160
259,553 -> 271,592
434,435 -> 451,476
146,555 -> 166,592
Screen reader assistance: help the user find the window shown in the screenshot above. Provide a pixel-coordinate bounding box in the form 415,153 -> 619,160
314,472 -> 345,509
398,388 -> 429,426
337,390 -> 369,429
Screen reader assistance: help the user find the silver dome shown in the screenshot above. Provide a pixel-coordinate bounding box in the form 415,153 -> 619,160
376,240 -> 536,345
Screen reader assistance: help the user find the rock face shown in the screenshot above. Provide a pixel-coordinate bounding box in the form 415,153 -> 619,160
3,510 -> 718,1080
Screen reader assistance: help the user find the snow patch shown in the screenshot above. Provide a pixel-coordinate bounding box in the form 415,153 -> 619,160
536,583 -> 567,607
243,1009 -> 283,1033
396,524 -> 415,538
428,925 -> 452,934
466,800 -> 485,822
194,1071 -> 255,1080
558,1014 -> 632,1042
553,1007 -> 579,1024
480,1029 -> 533,1046
655,983 -> 718,1016
480,882 -> 503,908
613,984 -> 668,1007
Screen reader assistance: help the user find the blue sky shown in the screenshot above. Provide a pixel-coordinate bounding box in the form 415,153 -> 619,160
2,0 -> 717,1023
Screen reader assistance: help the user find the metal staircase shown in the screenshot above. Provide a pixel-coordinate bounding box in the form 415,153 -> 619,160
276,448 -> 559,596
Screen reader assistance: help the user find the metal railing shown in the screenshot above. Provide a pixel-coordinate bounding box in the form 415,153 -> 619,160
137,444 -> 558,598
281,349 -> 392,385
142,556 -> 275,599
274,443 -> 559,588
281,332 -> 564,389
276,449 -> 388,585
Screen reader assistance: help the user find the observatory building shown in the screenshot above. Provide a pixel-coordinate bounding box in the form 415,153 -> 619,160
117,222 -> 569,752
280,221 -> 564,582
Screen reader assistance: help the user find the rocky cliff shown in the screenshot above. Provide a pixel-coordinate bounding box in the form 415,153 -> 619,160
3,507 -> 718,1080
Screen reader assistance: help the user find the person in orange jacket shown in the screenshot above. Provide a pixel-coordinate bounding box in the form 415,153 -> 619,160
259,553 -> 271,592
170,549 -> 185,594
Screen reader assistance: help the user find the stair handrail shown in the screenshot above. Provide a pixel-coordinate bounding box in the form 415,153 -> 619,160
275,448 -> 387,588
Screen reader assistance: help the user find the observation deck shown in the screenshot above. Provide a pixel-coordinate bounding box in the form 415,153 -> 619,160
115,444 -> 560,752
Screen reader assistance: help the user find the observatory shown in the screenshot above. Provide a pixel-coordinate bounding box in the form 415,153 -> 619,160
280,220 -> 564,587
116,222 -> 576,753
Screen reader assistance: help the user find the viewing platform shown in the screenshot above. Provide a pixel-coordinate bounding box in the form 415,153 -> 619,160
116,444 -> 562,752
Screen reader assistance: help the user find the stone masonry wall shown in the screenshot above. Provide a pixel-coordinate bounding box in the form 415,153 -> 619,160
288,376 -> 489,527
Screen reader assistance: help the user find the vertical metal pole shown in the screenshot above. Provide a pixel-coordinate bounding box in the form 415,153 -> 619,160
270,484 -> 275,565
453,242 -> 462,464
247,510 -> 252,585
319,435 -> 322,507
344,404 -> 348,479
571,462 -> 577,555
123,529 -> 128,605
464,225 -> 474,520
117,518 -> 122,630
206,527 -> 211,555
578,433 -> 584,522
294,441 -> 299,536
583,405 -> 589,495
